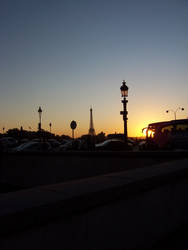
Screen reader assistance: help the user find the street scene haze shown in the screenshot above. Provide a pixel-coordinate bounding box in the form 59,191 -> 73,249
0,1 -> 188,250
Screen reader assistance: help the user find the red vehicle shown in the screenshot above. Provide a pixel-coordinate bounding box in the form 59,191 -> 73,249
143,119 -> 188,149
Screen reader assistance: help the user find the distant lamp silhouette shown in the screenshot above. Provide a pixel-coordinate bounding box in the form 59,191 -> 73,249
166,107 -> 184,120
49,122 -> 52,133
120,80 -> 129,142
38,106 -> 42,131
3,127 -> 5,134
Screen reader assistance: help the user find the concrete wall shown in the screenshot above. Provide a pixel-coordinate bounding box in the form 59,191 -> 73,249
1,158 -> 188,249
1,151 -> 186,188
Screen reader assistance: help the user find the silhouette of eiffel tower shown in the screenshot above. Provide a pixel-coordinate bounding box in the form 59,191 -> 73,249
88,106 -> 95,136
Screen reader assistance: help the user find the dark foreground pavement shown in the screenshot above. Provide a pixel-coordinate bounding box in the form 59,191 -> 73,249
151,225 -> 188,250
1,158 -> 188,250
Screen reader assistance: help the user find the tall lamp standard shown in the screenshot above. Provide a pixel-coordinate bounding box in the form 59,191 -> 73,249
166,107 -> 184,120
120,80 -> 129,142
38,106 -> 42,132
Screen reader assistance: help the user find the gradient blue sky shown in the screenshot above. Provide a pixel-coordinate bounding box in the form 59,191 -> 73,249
0,0 -> 188,137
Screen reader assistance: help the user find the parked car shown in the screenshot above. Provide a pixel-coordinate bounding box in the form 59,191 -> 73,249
0,137 -> 18,151
13,141 -> 51,152
95,139 -> 132,151
47,139 -> 61,148
56,139 -> 86,151
138,140 -> 147,150
59,140 -> 79,151
59,139 -> 71,145
138,139 -> 158,150
20,138 -> 29,144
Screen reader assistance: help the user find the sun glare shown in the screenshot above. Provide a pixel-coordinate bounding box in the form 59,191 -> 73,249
142,128 -> 155,138
142,128 -> 147,137
148,130 -> 155,137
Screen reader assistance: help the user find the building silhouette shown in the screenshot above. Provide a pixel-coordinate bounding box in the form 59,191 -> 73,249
88,107 -> 95,136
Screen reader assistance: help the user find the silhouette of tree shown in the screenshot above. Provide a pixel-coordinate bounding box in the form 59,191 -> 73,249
96,132 -> 106,143
6,128 -> 20,139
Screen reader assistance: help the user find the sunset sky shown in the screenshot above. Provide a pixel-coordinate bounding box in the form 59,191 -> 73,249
0,0 -> 188,137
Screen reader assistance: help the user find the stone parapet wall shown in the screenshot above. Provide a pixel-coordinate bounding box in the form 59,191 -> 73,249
1,158 -> 188,249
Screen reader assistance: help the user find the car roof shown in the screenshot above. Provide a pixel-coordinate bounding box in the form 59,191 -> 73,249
96,139 -> 124,146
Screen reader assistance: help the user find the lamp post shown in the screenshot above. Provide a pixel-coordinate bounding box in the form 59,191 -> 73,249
38,106 -> 42,131
49,122 -> 52,133
166,107 -> 184,120
2,127 -> 5,134
120,80 -> 129,142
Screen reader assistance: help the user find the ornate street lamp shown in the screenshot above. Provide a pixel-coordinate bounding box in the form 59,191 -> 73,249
38,106 -> 42,131
166,107 -> 184,120
120,80 -> 129,142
